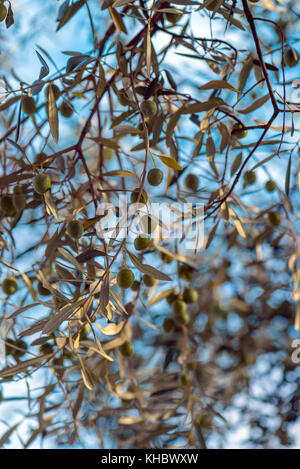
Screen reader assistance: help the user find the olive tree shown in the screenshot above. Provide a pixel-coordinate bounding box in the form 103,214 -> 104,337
0,0 -> 299,449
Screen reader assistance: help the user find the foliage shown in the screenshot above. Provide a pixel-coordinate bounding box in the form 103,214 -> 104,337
0,0 -> 299,449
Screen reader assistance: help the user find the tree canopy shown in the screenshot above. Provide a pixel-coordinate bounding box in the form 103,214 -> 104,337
0,0 -> 299,449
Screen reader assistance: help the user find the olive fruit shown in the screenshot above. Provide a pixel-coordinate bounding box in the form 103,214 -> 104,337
117,268 -> 134,288
130,188 -> 148,204
173,300 -> 189,325
187,362 -> 197,371
67,220 -> 84,240
160,252 -> 173,264
206,0 -> 220,11
0,195 -> 16,216
179,264 -> 195,281
232,123 -> 248,139
39,343 -> 54,355
174,305 -> 189,325
284,46 -> 299,68
243,170 -> 256,185
37,281 -> 50,296
119,341 -> 134,357
33,173 -> 51,194
140,100 -> 157,118
147,168 -> 163,186
12,192 -> 26,211
21,95 -> 36,115
181,374 -> 190,386
173,300 -> 187,316
268,211 -> 281,226
134,235 -> 151,251
0,4 -> 7,22
185,174 -> 199,191
143,274 -> 156,287
131,280 -> 140,292
34,152 -> 47,163
163,317 -> 175,333
5,339 -> 27,358
60,101 -> 74,118
2,276 -> 17,295
182,287 -> 198,304
165,11 -> 182,24
265,180 -> 276,192
166,290 -> 179,305
45,84 -> 61,100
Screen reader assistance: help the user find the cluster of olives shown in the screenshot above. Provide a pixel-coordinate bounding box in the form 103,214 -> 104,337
21,83 -> 73,118
163,264 -> 198,329
0,185 -> 28,217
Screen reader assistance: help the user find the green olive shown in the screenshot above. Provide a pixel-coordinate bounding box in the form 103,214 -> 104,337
2,276 -> 17,295
185,174 -> 199,191
119,341 -> 134,357
140,100 -> 157,118
33,173 -> 51,194
117,268 -> 134,288
147,168 -> 163,186
134,235 -> 151,251
130,188 -> 148,204
67,220 -> 84,240
60,101 -> 74,118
